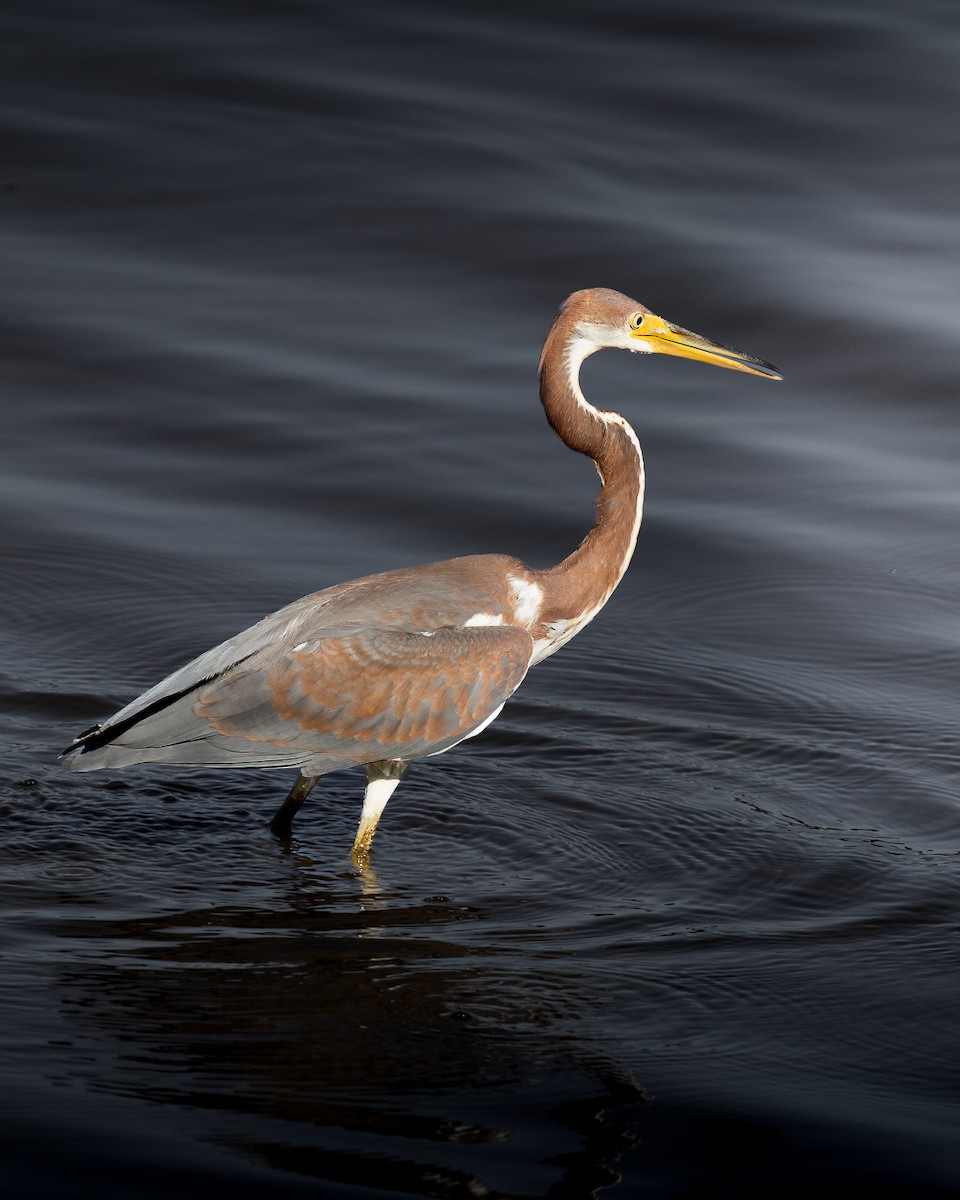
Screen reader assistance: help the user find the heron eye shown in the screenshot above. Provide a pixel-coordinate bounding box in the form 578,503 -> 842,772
630,313 -> 645,330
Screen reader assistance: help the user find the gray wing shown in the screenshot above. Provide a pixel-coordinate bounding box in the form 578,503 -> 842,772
84,596 -> 331,732
63,623 -> 533,773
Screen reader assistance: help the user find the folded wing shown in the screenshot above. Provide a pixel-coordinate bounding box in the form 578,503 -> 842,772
63,623 -> 533,774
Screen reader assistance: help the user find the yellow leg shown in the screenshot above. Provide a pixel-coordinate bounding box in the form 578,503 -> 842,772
351,760 -> 407,870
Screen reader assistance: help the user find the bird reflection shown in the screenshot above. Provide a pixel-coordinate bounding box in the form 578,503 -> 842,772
278,835 -> 390,914
56,869 -> 644,1197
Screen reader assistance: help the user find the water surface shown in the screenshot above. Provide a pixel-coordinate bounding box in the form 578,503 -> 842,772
2,1 -> 959,1195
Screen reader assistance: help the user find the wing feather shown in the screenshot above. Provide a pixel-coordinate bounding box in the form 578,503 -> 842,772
64,623 -> 533,773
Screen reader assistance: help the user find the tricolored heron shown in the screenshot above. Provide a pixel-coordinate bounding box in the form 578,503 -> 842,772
61,289 -> 780,868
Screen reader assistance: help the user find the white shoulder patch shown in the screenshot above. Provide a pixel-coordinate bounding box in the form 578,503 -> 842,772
508,575 -> 543,627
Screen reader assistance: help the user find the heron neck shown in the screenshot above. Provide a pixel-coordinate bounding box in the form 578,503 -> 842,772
536,326 -> 645,629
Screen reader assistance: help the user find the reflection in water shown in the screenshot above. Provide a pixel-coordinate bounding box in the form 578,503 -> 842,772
58,868 -> 643,1198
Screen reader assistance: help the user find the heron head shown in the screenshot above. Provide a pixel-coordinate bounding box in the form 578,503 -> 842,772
565,288 -> 782,381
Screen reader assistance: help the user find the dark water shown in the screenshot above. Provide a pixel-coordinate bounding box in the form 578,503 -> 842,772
3,1 -> 959,1195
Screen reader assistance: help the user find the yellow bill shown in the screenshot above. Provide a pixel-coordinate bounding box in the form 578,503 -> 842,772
632,312 -> 782,380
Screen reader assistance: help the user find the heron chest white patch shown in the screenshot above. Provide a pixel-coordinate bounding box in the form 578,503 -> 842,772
464,612 -> 504,627
507,576 -> 543,628
530,593 -> 612,664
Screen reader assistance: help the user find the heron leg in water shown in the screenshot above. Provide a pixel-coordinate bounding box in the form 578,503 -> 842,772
352,759 -> 409,870
269,772 -> 319,838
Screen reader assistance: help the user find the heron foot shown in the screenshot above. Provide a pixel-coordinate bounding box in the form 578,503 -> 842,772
351,826 -> 375,873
